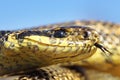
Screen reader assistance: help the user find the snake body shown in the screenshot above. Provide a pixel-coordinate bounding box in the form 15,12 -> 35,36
0,20 -> 120,80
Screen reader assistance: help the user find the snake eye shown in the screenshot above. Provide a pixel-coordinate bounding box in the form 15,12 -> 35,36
53,29 -> 67,38
83,31 -> 90,39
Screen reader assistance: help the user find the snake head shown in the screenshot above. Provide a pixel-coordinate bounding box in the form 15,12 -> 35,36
0,25 -> 112,66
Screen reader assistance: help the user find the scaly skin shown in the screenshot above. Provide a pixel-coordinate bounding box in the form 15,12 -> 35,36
0,20 -> 120,80
1,65 -> 120,80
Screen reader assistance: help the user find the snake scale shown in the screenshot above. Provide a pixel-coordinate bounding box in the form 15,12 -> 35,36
0,20 -> 120,80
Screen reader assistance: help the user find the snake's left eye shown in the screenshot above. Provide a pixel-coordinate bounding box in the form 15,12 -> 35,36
53,29 -> 67,38
83,31 -> 90,39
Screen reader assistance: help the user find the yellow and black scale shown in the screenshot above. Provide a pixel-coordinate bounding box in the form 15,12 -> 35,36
0,20 -> 120,80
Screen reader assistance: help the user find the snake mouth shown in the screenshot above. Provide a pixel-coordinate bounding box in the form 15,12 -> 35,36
94,43 -> 113,56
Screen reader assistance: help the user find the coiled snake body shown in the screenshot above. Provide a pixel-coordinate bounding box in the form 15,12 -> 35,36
0,20 -> 120,80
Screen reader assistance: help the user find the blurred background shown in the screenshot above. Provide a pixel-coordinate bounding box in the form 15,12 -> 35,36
0,0 -> 120,30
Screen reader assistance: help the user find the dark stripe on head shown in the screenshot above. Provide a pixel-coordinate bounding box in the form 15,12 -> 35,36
16,30 -> 52,39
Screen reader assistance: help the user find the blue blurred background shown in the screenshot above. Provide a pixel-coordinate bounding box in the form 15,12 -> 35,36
0,0 -> 120,30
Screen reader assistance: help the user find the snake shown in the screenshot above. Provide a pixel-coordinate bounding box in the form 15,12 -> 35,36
0,20 -> 120,80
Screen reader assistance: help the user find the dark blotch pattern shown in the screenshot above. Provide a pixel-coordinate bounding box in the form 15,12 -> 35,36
16,31 -> 43,39
63,65 -> 88,80
18,69 -> 50,80
0,31 -> 12,41
0,31 -> 11,38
